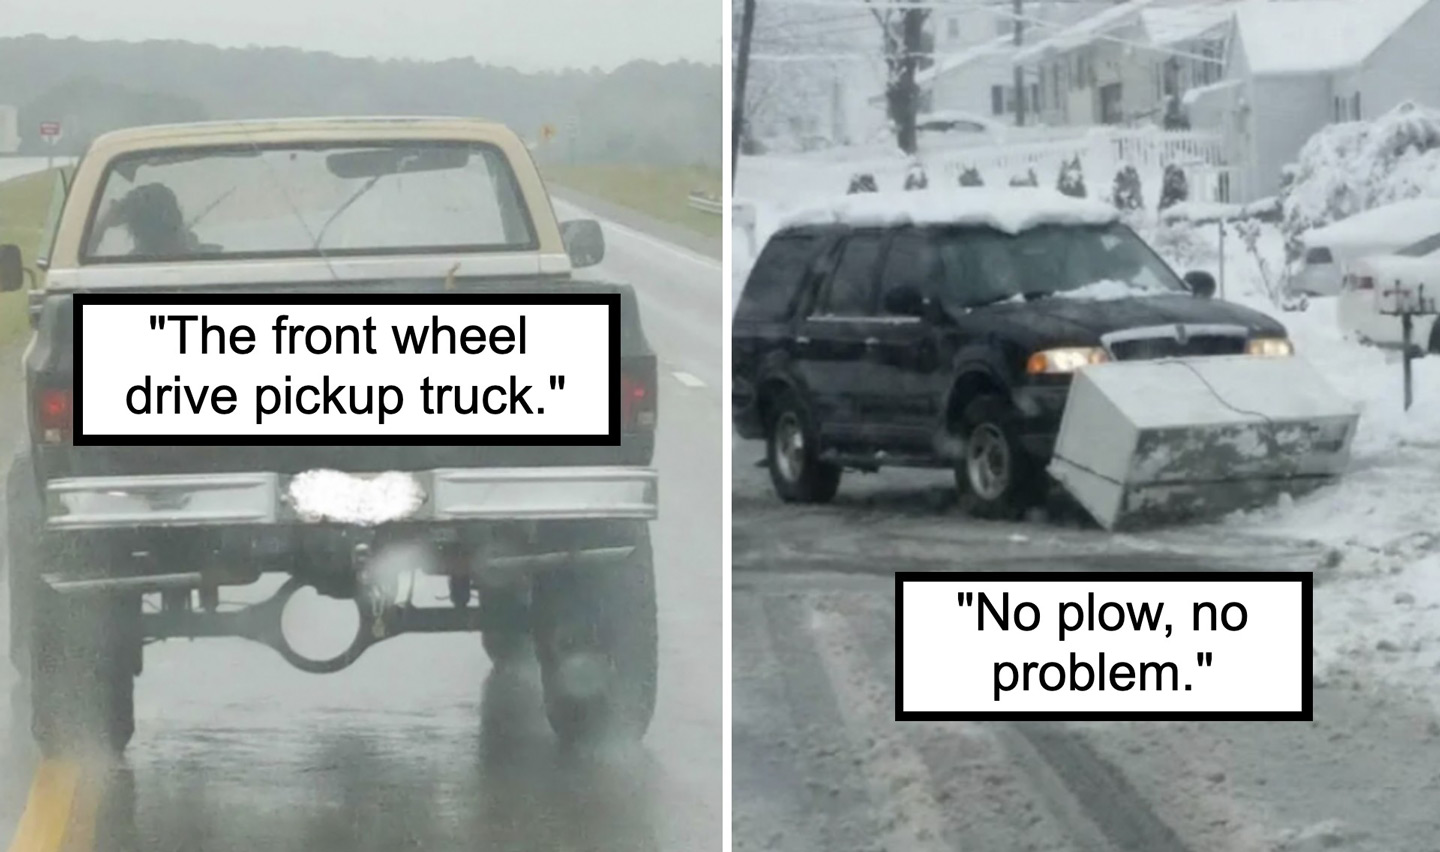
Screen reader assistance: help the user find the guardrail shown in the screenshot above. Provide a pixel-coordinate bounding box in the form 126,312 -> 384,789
686,191 -> 722,215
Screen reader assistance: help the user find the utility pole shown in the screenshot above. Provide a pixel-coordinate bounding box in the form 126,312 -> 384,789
733,0 -> 758,175
1013,0 -> 1026,127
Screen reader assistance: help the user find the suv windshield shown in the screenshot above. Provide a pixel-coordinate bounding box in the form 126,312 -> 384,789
82,141 -> 536,263
928,222 -> 1186,307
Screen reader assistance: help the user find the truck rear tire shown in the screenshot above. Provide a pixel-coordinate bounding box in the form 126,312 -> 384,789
30,584 -> 138,757
480,588 -> 533,668
531,525 -> 657,746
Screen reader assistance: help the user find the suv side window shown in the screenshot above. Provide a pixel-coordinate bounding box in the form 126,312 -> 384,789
879,228 -> 941,314
736,232 -> 824,322
818,232 -> 884,316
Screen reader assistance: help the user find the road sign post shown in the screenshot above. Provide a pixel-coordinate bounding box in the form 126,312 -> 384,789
39,121 -> 62,170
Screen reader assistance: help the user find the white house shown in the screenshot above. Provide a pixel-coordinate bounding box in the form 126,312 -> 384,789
1012,0 -> 1237,128
1189,0 -> 1440,202
918,0 -> 1108,123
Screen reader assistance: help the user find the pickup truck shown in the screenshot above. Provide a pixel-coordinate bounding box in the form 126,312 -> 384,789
1,117 -> 660,755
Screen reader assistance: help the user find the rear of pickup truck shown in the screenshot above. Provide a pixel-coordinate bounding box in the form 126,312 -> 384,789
7,277 -> 661,755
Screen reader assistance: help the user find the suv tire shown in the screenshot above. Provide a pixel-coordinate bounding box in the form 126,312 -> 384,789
30,583 -> 138,757
531,525 -> 657,746
765,390 -> 841,503
954,394 -> 1042,520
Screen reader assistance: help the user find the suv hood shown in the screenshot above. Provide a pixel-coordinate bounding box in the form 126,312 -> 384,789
966,294 -> 1286,345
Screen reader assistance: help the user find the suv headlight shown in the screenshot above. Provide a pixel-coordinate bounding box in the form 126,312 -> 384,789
1245,337 -> 1294,357
1026,347 -> 1109,374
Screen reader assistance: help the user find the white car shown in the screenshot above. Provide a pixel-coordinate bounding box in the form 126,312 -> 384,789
1292,198 -> 1440,296
1337,230 -> 1440,354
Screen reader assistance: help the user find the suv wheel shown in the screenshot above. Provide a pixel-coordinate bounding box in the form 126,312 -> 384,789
766,391 -> 841,503
954,395 -> 1041,520
30,584 -> 138,757
531,525 -> 657,746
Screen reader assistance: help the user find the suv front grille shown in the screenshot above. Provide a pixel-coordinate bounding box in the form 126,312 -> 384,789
1108,335 -> 1247,361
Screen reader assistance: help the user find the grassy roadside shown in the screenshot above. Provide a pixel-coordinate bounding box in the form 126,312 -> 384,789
0,167 -> 67,346
542,164 -> 722,239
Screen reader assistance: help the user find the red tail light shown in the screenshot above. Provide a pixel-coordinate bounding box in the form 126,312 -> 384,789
1346,274 -> 1375,291
36,387 -> 72,444
621,357 -> 656,431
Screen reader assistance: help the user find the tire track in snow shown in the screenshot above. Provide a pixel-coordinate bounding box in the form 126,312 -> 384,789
736,580 -> 1208,852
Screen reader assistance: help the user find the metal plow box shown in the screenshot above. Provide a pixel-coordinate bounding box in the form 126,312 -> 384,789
1047,355 -> 1360,531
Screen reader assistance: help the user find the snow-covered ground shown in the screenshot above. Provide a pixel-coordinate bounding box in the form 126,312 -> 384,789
733,147 -> 1440,712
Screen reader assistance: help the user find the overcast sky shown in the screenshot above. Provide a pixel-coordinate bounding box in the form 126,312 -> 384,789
5,0 -> 720,71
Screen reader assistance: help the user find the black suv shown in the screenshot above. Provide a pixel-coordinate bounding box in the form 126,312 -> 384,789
732,200 -> 1292,518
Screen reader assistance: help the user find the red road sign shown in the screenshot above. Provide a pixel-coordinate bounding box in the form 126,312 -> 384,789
39,121 -> 61,139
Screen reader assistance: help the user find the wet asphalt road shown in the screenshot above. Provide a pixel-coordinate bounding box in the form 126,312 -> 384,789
0,200 -> 723,851
728,437 -> 1440,852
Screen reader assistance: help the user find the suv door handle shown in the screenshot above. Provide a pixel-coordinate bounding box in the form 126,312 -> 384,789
795,335 -> 811,346
864,337 -> 880,347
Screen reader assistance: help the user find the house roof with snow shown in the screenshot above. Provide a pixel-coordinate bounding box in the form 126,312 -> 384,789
916,35 -> 1014,88
1140,3 -> 1239,47
1014,0 -> 1240,65
1233,0 -> 1431,75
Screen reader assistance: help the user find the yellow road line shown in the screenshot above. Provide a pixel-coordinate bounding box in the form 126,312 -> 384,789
5,761 -> 98,852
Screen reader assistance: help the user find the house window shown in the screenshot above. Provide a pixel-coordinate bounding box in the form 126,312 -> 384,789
1053,62 -> 1061,107
1334,96 -> 1344,122
947,18 -> 960,38
1352,92 -> 1362,120
1031,83 -> 1040,114
1163,59 -> 1179,97
992,85 -> 1005,116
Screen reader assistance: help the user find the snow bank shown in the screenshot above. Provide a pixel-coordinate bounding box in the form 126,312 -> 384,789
779,188 -> 1118,235
1302,197 -> 1440,251
287,470 -> 426,526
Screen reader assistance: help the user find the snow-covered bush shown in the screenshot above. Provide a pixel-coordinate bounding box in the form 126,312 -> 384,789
847,172 -> 879,194
1149,221 -> 1215,270
1056,156 -> 1087,198
1279,101 -> 1440,262
1010,168 -> 1039,188
1112,165 -> 1144,211
1159,163 -> 1189,211
904,162 -> 928,191
958,166 -> 984,187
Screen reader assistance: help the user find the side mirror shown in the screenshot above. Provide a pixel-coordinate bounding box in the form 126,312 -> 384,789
0,244 -> 23,292
1185,270 -> 1217,299
883,283 -> 927,317
560,219 -> 605,269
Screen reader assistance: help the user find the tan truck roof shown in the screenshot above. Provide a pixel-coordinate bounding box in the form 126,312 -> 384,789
48,116 -> 567,277
85,116 -> 523,153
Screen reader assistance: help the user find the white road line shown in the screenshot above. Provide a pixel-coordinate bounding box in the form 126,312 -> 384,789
551,199 -> 722,272
671,371 -> 706,389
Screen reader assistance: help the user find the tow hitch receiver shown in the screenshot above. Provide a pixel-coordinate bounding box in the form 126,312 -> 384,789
1048,355 -> 1360,530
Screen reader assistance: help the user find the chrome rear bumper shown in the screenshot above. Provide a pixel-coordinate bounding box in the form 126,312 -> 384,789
45,466 -> 658,530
